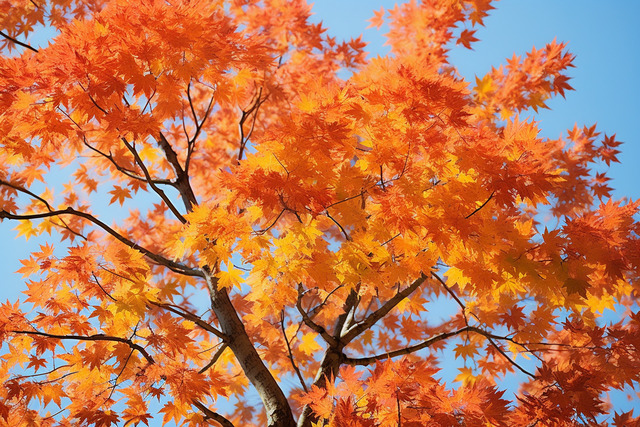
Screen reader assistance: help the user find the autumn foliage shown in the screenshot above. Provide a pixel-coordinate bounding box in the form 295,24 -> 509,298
1,0 -> 639,426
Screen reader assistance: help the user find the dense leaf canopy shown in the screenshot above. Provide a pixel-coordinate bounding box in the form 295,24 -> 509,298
1,0 -> 639,426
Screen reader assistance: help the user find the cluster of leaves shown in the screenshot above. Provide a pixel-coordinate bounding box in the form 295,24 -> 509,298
0,0 -> 638,426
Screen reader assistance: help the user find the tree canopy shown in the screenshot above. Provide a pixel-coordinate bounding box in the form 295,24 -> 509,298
1,0 -> 639,426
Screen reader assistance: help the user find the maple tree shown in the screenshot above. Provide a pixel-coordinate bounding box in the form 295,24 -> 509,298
1,0 -> 639,425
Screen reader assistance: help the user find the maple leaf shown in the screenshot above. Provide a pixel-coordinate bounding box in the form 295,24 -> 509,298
457,29 -> 479,49
474,74 -> 494,100
14,220 -> 38,240
454,342 -> 479,360
563,277 -> 590,298
299,332 -> 322,356
216,263 -> 244,290
499,305 -> 526,329
109,185 -> 132,206
613,410 -> 639,427
455,367 -> 477,386
26,355 -> 47,372
367,7 -> 386,29
301,384 -> 334,420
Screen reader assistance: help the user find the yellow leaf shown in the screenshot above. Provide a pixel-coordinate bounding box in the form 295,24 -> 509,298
455,367 -> 477,386
233,68 -> 252,87
181,320 -> 195,330
474,74 -> 494,100
139,145 -> 160,163
457,171 -> 476,184
298,95 -> 317,113
216,263 -> 244,290
299,333 -> 322,356
13,91 -> 36,110
446,267 -> 470,290
585,291 -> 615,315
14,220 -> 37,240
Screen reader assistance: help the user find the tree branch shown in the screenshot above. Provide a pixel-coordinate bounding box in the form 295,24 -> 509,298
483,333 -> 536,379
343,327 -> 471,365
280,311 -> 308,392
0,207 -> 202,277
57,106 -> 172,186
121,137 -> 187,223
187,86 -> 215,146
341,273 -> 427,344
205,272 -> 295,427
0,30 -> 38,52
296,285 -> 338,347
432,271 -> 535,378
149,301 -> 227,341
198,343 -> 229,374
343,325 -> 536,378
297,289 -> 358,427
0,178 -> 86,241
333,289 -> 359,339
11,330 -> 155,365
83,138 -> 172,185
192,400 -> 235,427
157,132 -> 198,213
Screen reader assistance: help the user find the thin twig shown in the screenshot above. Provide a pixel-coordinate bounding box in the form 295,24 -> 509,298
108,348 -> 135,399
9,364 -> 72,382
149,301 -> 227,341
198,343 -> 228,374
431,272 -> 468,324
308,284 -> 345,317
253,209 -> 284,235
238,87 -> 265,162
91,273 -> 117,302
280,311 -> 308,392
296,285 -> 338,347
465,191 -> 495,219
325,211 -> 351,241
0,30 -> 38,52
432,272 -> 536,378
343,325 -> 537,377
121,137 -> 187,223
325,189 -> 368,210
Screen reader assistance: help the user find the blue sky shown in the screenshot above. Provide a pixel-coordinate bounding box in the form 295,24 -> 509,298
1,0 -> 639,421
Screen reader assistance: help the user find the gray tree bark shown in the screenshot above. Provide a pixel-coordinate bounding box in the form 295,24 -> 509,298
206,272 -> 296,427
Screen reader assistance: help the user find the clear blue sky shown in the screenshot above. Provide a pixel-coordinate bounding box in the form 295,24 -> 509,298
1,0 -> 639,421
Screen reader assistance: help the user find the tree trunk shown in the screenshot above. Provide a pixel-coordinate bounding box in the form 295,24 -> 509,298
206,274 -> 295,427
297,349 -> 343,427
